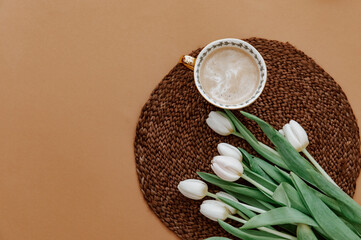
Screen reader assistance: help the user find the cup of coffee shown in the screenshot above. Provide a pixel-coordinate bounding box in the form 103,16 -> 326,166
180,38 -> 267,109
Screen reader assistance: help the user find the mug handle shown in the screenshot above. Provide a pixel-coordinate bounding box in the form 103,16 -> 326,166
179,55 -> 196,71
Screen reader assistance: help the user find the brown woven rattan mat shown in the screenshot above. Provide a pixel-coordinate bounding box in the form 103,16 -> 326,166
134,38 -> 361,239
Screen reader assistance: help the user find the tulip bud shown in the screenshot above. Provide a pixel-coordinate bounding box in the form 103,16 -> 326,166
211,156 -> 244,182
280,120 -> 309,152
177,179 -> 208,200
216,191 -> 239,214
200,200 -> 230,221
206,111 -> 235,136
217,143 -> 242,161
279,129 -> 285,136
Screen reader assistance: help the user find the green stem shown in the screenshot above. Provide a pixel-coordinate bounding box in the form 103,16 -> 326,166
206,192 -> 217,199
240,203 -> 266,214
228,214 -> 247,224
228,215 -> 297,240
232,131 -> 244,139
241,174 -> 274,196
302,148 -> 338,187
207,192 -> 266,214
236,211 -> 249,220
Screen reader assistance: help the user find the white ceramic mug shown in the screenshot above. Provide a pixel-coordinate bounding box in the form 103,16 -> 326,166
180,38 -> 267,109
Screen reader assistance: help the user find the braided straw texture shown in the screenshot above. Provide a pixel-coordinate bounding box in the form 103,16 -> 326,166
134,38 -> 361,239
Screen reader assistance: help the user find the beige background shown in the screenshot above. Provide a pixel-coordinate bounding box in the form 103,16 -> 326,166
1,0 -> 361,239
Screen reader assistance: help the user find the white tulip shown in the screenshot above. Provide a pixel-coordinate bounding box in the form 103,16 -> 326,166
280,120 -> 309,152
200,200 -> 230,221
280,121 -> 337,186
177,179 -> 208,200
217,143 -> 242,161
216,191 -> 239,214
206,111 -> 234,136
211,156 -> 244,182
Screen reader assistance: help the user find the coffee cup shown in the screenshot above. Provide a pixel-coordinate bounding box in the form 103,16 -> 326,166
180,38 -> 267,109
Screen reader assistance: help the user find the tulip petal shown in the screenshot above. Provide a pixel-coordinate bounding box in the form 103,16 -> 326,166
212,156 -> 244,178
212,112 -> 234,132
206,111 -> 234,136
211,162 -> 240,182
283,123 -> 302,152
177,179 -> 208,200
221,157 -> 244,175
290,120 -> 309,149
206,117 -> 230,136
200,200 -> 229,221
279,129 -> 285,136
217,143 -> 242,161
216,191 -> 238,214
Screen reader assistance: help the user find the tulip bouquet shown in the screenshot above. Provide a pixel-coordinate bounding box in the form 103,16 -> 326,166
178,110 -> 361,240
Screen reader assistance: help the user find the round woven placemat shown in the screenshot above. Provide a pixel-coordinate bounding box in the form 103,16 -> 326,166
134,38 -> 361,240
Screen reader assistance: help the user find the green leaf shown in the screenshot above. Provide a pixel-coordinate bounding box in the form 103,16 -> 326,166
224,187 -> 278,205
224,191 -> 275,211
218,196 -> 257,218
256,200 -> 276,211
274,182 -> 309,215
274,166 -> 293,185
306,168 -> 357,222
309,187 -> 341,213
241,207 -> 318,229
241,111 -> 361,224
272,184 -> 291,207
239,149 -> 275,183
204,237 -> 232,240
254,158 -> 292,185
297,224 -> 318,240
224,110 -> 289,170
291,172 -> 361,240
342,220 -> 361,237
241,229 -> 289,238
243,168 -> 278,192
218,220 -> 285,240
197,172 -> 278,204
278,224 -> 298,236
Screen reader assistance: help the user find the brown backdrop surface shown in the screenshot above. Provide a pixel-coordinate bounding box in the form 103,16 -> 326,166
1,1 -> 361,240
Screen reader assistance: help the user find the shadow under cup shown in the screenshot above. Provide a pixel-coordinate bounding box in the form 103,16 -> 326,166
181,38 -> 267,110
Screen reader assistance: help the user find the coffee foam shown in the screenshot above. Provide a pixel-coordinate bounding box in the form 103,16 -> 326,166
199,47 -> 260,105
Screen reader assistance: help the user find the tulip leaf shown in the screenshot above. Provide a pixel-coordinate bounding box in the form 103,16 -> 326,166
241,111 -> 361,224
274,182 -> 309,215
297,224 -> 318,240
224,109 -> 289,170
274,166 -> 293,184
309,186 -> 341,214
254,158 -> 292,185
224,191 -> 275,211
342,220 -> 361,237
290,172 -> 361,240
239,148 -> 275,182
224,187 -> 277,205
197,172 -> 278,204
243,168 -> 278,192
241,229 -> 290,238
256,200 -> 276,210
272,184 -> 291,207
218,220 -> 286,240
241,207 -> 318,230
221,192 -> 297,237
204,237 -> 232,240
